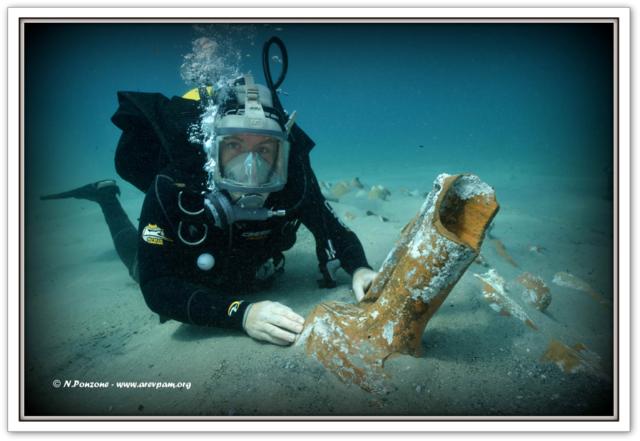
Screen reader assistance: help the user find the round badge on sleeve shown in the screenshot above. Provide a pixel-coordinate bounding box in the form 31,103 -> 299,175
197,253 -> 215,271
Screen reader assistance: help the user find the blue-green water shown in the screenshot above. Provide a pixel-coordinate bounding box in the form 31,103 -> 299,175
25,23 -> 613,200
23,22 -> 615,417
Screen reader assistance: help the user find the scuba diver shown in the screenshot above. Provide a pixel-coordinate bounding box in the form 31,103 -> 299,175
41,37 -> 377,346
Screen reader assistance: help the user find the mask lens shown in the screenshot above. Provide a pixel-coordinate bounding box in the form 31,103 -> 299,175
218,134 -> 283,187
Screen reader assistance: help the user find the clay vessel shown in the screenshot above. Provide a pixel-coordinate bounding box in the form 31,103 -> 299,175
297,173 -> 499,393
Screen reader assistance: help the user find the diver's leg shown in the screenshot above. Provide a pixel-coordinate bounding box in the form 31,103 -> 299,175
41,180 -> 139,282
97,192 -> 139,281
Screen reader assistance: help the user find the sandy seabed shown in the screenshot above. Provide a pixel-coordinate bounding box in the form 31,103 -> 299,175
23,164 -> 614,418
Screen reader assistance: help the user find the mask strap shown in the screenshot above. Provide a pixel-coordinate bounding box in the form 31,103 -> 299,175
243,74 -> 267,120
285,111 -> 297,135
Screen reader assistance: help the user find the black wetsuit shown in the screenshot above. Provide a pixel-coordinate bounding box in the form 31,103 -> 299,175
111,91 -> 371,330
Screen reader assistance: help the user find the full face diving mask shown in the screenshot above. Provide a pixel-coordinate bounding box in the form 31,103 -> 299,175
210,74 -> 293,196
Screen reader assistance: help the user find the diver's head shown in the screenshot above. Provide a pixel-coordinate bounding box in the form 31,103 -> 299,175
208,74 -> 290,206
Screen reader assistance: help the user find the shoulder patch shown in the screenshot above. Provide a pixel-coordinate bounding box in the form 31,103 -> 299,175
142,223 -> 173,246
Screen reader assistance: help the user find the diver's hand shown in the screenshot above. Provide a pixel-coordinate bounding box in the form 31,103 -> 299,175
352,267 -> 378,302
242,301 -> 305,346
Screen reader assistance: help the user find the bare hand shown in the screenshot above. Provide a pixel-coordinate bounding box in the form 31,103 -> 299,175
352,267 -> 378,302
242,301 -> 305,346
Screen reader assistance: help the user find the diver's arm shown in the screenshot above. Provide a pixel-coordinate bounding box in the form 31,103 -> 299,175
139,276 -> 250,329
136,177 -> 250,329
299,167 -> 372,277
298,167 -> 377,298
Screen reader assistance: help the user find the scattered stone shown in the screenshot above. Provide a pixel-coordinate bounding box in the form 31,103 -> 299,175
368,185 -> 391,201
473,254 -> 489,267
540,339 -> 608,380
552,272 -> 609,306
344,211 -> 357,221
365,210 -> 389,222
330,181 -> 351,199
474,269 -> 538,331
351,177 -> 364,189
491,238 -> 519,267
517,272 -> 552,312
529,245 -> 546,254
319,181 -> 339,202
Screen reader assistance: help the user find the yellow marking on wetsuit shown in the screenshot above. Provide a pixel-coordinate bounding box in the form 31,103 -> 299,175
182,86 -> 214,101
142,223 -> 173,246
227,300 -> 244,317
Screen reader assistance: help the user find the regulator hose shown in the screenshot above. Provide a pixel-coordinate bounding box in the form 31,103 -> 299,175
262,36 -> 289,118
